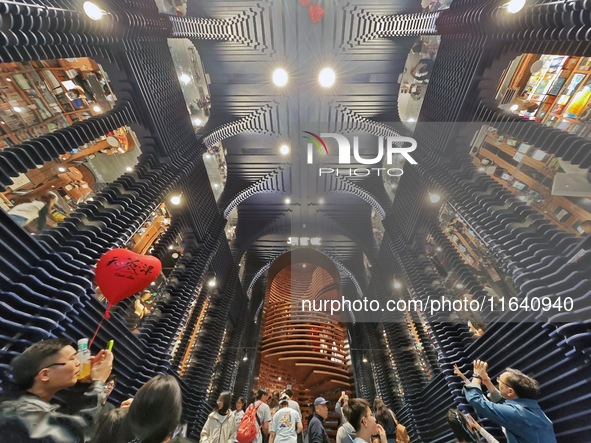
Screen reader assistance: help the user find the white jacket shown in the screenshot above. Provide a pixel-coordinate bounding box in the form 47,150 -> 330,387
201,410 -> 237,443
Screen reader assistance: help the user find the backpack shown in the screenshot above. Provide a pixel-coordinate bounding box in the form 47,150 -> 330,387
389,408 -> 410,443
237,401 -> 263,443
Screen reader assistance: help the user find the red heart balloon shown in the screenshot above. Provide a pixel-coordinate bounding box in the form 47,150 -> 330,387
309,4 -> 324,24
95,248 -> 161,315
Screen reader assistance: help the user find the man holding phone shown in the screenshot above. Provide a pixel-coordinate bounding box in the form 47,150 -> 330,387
0,338 -> 114,442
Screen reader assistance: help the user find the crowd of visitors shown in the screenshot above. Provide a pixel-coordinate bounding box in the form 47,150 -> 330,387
0,338 -> 557,443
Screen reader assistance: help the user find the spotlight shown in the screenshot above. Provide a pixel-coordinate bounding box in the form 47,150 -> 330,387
126,166 -> 133,172
429,192 -> 441,203
319,67 -> 336,88
506,0 -> 526,13
58,167 -> 66,173
407,118 -> 416,123
285,198 -> 291,204
279,144 -> 290,155
83,1 -> 105,20
93,105 -> 102,113
170,195 -> 182,205
171,252 -> 179,259
272,68 -> 288,87
13,107 -> 22,113
362,356 -> 368,363
192,118 -> 203,127
510,104 -> 519,112
456,283 -> 464,289
243,354 -> 248,362
393,280 -> 402,289
208,278 -> 217,287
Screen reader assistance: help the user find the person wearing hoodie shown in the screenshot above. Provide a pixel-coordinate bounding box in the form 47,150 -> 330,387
201,391 -> 237,443
336,403 -> 356,443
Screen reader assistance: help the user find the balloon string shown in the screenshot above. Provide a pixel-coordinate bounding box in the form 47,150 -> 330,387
89,304 -> 111,348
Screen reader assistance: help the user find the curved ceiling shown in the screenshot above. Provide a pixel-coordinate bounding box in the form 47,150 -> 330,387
185,0 -> 420,286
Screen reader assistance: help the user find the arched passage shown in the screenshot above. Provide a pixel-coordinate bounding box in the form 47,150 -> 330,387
257,249 -> 354,428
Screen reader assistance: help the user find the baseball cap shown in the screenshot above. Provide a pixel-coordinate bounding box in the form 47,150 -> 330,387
314,397 -> 329,406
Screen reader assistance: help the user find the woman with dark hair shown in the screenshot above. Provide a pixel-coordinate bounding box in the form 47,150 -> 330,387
372,398 -> 409,443
447,409 -> 498,443
201,391 -> 237,443
91,408 -> 133,443
126,374 -> 184,443
234,396 -> 246,428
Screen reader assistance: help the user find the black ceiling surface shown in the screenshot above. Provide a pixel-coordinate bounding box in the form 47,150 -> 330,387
186,0 -> 419,275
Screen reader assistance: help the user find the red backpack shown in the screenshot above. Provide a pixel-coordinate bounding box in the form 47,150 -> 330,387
237,401 -> 263,443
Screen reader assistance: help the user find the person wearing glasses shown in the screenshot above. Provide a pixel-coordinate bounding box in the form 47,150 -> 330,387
0,338 -> 114,442
461,359 -> 557,443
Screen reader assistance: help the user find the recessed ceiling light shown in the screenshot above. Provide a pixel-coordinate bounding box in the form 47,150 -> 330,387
13,107 -> 22,113
393,280 -> 402,289
170,195 -> 181,205
192,118 -> 203,127
208,278 -> 217,287
510,104 -> 519,112
407,118 -> 416,122
213,183 -> 219,189
58,167 -> 66,172
285,198 -> 291,204
179,73 -> 191,85
319,67 -> 336,88
172,252 -> 179,259
83,1 -> 105,20
272,68 -> 288,87
318,198 -> 324,204
126,166 -> 133,172
93,105 -> 102,112
6,78 -> 12,82
506,0 -> 526,13
279,144 -> 290,155
429,192 -> 441,203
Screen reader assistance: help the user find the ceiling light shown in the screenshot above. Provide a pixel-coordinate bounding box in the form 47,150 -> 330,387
519,195 -> 527,201
278,377 -> 282,381
506,0 -> 526,13
302,264 -> 307,268
13,107 -> 22,113
318,198 -> 325,204
456,283 -> 464,289
478,167 -> 485,172
192,118 -> 203,127
208,278 -> 217,287
319,67 -> 336,88
93,105 -> 102,113
393,280 -> 402,289
407,118 -> 416,122
436,247 -> 442,252
213,183 -> 219,189
6,78 -> 12,82
170,194 -> 182,205
171,252 -> 179,259
429,192 -> 441,203
126,166 -> 133,172
150,282 -> 156,286
58,167 -> 66,173
509,104 -> 519,112
179,73 -> 191,85
285,198 -> 291,204
168,245 -> 174,250
272,68 -> 288,87
279,144 -> 290,155
362,356 -> 368,363
243,354 -> 248,361
204,153 -> 211,159
83,1 -> 105,20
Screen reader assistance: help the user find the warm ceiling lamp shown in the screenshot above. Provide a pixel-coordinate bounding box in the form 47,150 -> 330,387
272,68 -> 288,87
429,192 -> 441,203
83,1 -> 105,20
319,67 -> 336,88
506,0 -> 526,13
279,144 -> 290,155
170,194 -> 182,205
